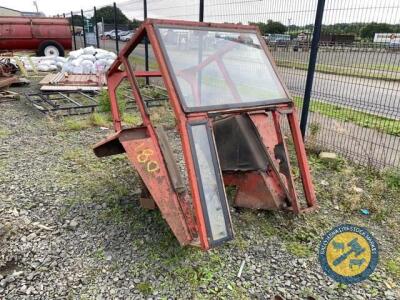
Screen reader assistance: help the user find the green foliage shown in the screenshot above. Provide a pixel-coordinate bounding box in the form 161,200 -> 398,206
383,169 -> 400,190
321,22 -> 366,35
92,248 -> 106,260
98,89 -> 127,114
137,282 -> 153,295
62,119 -> 90,131
0,128 -> 11,139
360,22 -> 394,40
276,59 -> 400,82
249,20 -> 287,35
279,21 -> 400,39
285,241 -> 313,258
132,18 -> 142,29
293,96 -> 400,137
94,6 -> 130,25
68,15 -> 84,26
122,113 -> 142,125
385,258 -> 400,279
63,149 -> 86,165
89,113 -> 109,127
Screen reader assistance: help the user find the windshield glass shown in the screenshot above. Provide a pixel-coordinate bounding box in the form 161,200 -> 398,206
156,26 -> 288,111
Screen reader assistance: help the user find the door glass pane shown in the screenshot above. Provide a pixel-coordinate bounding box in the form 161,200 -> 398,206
189,123 -> 232,244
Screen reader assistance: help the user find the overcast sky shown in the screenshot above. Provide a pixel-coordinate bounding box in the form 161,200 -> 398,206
2,0 -> 400,25
1,0 -> 129,16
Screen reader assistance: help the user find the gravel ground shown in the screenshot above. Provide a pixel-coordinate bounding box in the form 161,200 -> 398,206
0,83 -> 399,299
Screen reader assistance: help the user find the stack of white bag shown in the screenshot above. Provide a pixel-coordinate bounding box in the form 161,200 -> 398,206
62,46 -> 116,74
19,56 -> 67,72
18,46 -> 116,74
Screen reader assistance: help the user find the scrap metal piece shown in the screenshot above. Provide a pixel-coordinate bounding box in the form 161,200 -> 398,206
0,76 -> 17,89
0,89 -> 19,102
24,91 -> 98,116
213,115 -> 269,172
94,127 -> 194,246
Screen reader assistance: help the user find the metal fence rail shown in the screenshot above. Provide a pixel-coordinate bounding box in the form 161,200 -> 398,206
63,0 -> 400,169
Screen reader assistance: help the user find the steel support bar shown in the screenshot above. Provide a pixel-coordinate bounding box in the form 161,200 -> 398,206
94,7 -> 100,49
199,0 -> 204,22
144,0 -> 149,85
113,2 -> 119,53
134,70 -> 162,77
71,11 -> 77,50
300,0 -> 325,138
81,10 -> 87,48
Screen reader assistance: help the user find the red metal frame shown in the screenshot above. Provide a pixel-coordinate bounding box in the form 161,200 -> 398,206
93,19 -> 318,251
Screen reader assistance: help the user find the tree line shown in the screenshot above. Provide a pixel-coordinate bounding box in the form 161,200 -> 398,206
251,20 -> 400,40
68,6 -> 141,30
69,5 -> 399,40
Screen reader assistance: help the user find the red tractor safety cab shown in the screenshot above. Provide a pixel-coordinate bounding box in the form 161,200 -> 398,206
94,19 -> 318,251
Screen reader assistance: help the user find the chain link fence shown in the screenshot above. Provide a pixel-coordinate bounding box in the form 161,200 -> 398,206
63,0 -> 400,169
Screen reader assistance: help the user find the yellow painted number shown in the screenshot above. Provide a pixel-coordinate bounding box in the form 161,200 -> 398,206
136,148 -> 159,173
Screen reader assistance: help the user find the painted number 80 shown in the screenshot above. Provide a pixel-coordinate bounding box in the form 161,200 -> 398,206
136,148 -> 160,173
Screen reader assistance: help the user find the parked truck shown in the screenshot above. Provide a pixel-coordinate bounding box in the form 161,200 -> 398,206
0,17 -> 72,56
320,34 -> 355,46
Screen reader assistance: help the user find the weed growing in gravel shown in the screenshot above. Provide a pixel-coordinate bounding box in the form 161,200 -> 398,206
148,105 -> 176,128
62,118 -> 90,131
98,89 -> 127,113
63,149 -> 86,165
92,248 -> 106,261
0,128 -> 11,138
285,241 -> 313,257
307,122 -> 321,152
89,113 -> 109,127
385,258 -> 400,280
383,168 -> 400,190
137,282 -> 153,296
384,248 -> 400,280
122,113 -> 142,126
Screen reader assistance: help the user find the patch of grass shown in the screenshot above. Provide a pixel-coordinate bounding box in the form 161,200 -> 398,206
310,153 -> 347,172
260,221 -> 278,237
92,248 -> 105,261
225,185 -> 237,203
89,113 -> 109,127
385,258 -> 400,279
140,85 -> 167,99
148,106 -> 176,128
0,128 -> 11,138
137,282 -> 153,296
383,168 -> 400,190
122,113 -> 142,126
294,96 -> 400,136
352,63 -> 400,72
231,230 -> 250,251
310,152 -> 399,224
173,265 -> 215,287
63,149 -> 86,165
62,118 -> 90,131
98,89 -> 127,114
285,241 -> 313,258
277,59 -> 400,82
